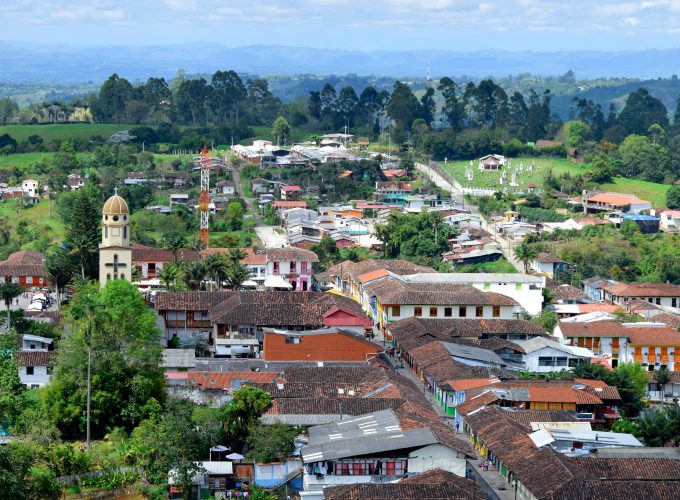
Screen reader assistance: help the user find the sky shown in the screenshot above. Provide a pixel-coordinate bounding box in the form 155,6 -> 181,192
2,0 -> 680,51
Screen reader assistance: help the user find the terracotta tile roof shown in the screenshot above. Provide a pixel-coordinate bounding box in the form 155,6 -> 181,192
283,366 -> 379,384
505,410 -> 579,426
186,371 -> 283,389
528,386 -> 602,405
281,185 -> 302,191
586,192 -> 649,205
537,252 -> 565,264
153,291 -> 234,311
463,406 -> 575,498
627,327 -> 680,346
447,377 -> 500,391
13,351 -> 53,366
363,278 -> 518,307
450,337 -> 526,354
563,456 -> 680,480
653,313 -> 680,330
576,303 -> 623,314
5,250 -> 44,265
267,397 -> 406,416
337,170 -> 352,179
549,284 -> 589,302
131,243 -> 200,262
209,291 -> 363,327
601,281 -> 680,298
357,268 -> 390,283
328,259 -> 434,282
553,480 -> 680,500
454,391 -> 499,416
272,200 -> 307,208
390,318 -> 546,348
266,246 -> 319,263
0,263 -> 47,277
262,330 -> 380,362
323,479 -> 483,500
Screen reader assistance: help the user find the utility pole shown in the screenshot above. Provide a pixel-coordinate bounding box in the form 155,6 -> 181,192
86,345 -> 91,452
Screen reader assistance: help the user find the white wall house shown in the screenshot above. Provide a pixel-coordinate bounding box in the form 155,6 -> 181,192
658,210 -> 680,233
515,337 -> 593,373
13,352 -> 53,388
21,179 -> 38,198
265,247 -> 319,291
21,334 -> 52,352
400,273 -> 545,315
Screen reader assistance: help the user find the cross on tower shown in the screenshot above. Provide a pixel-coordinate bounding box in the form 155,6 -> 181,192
114,186 -> 118,195
105,254 -> 127,278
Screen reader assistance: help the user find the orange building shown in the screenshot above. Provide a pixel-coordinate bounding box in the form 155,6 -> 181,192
262,328 -> 381,362
0,250 -> 48,288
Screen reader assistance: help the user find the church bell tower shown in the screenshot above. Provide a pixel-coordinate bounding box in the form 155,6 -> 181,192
99,188 -> 132,286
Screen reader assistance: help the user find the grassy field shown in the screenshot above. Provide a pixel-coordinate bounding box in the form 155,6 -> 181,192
0,199 -> 65,258
442,157 -> 590,190
442,156 -> 670,207
0,152 -> 55,169
598,178 -> 670,207
0,124 -> 137,143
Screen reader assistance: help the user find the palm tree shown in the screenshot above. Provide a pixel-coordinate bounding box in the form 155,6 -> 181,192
205,253 -> 229,291
182,261 -> 206,291
69,233 -> 96,279
513,243 -> 538,273
159,264 -> 182,291
163,233 -> 188,264
0,282 -> 24,331
655,366 -> 672,402
226,263 -> 252,290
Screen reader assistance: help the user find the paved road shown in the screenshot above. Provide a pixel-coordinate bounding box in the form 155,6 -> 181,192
255,226 -> 288,249
416,162 -> 523,271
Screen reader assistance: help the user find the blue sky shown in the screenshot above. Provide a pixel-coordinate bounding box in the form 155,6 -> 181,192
2,0 -> 680,51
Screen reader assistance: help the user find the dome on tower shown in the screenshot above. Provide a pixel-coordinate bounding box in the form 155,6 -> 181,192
102,194 -> 129,216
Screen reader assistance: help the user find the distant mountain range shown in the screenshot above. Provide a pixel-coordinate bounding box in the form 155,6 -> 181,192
2,42 -> 680,82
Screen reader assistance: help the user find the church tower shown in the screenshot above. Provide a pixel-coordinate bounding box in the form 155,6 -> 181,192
99,189 -> 132,286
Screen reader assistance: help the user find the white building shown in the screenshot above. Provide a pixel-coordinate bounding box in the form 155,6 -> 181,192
400,272 -> 545,315
13,351 -> 53,388
21,179 -> 38,198
657,210 -> 680,233
21,334 -> 52,352
301,410 -> 472,493
514,337 -> 593,373
265,247 -> 319,291
99,192 -> 132,286
170,193 -> 190,206
216,181 -> 235,196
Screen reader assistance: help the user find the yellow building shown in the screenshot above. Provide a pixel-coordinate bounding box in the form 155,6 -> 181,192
99,190 -> 132,286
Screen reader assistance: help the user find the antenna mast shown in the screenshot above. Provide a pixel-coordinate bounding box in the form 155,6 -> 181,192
200,147 -> 210,246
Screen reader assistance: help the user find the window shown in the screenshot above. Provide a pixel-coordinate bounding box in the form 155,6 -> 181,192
123,226 -> 127,239
538,357 -> 568,367
290,261 -> 297,273
26,366 -> 34,375
285,335 -> 301,344
301,262 -> 309,273
516,282 -> 522,290
429,307 -> 438,317
47,367 -> 53,375
673,298 -> 677,308
392,306 -> 401,317
106,273 -> 111,281
414,307 -> 423,317
492,306 -> 501,318
273,262 -> 280,274
476,306 -> 484,317
459,306 -> 467,317
484,282 -> 491,290
105,226 -> 108,238
444,307 -> 452,317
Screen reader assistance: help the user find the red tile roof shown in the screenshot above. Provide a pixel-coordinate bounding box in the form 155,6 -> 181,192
200,247 -> 266,265
272,200 -> 307,208
154,291 -> 234,311
281,185 -> 302,191
186,371 -> 283,389
601,281 -> 680,298
528,386 -> 602,405
131,243 -> 200,263
586,192 -> 649,205
447,377 -> 500,391
13,351 -> 53,366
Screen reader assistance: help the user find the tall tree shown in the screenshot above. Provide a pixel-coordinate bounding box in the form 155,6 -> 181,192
513,243 -> 538,273
93,73 -> 134,123
386,81 -> 421,130
618,88 -> 669,136
44,281 -> 164,439
210,70 -> 247,125
438,77 -> 464,132
271,116 -> 291,145
163,233 -> 188,265
63,185 -> 101,280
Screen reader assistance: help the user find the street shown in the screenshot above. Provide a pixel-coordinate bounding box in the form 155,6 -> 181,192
416,162 -> 522,271
255,226 -> 288,249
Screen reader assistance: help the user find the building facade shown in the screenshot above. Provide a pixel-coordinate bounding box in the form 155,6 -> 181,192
99,192 -> 132,286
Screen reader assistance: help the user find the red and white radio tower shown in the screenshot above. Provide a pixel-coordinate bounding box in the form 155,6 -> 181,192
199,147 -> 210,246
